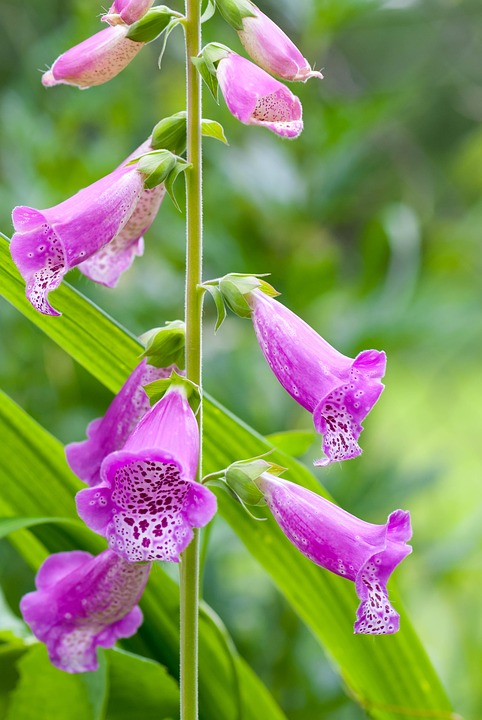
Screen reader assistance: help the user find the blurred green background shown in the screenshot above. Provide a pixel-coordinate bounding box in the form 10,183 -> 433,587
1,0 -> 481,717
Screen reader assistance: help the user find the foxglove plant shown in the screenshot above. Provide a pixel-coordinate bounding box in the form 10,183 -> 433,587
20,549 -> 150,673
10,139 -> 165,315
9,0 -> 415,716
42,0 -> 156,88
216,0 -> 324,82
76,383 -> 217,562
216,459 -> 412,634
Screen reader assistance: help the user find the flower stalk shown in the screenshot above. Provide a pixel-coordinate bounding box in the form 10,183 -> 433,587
181,0 -> 203,716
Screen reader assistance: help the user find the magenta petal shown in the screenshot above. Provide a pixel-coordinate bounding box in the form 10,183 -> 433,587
104,0 -> 154,25
77,184 -> 165,287
65,360 -> 170,487
42,26 -> 144,89
249,290 -> 386,465
257,475 -> 412,634
20,550 -> 150,673
77,451 -> 216,562
75,388 -> 216,562
217,54 -> 303,139
239,6 -> 323,82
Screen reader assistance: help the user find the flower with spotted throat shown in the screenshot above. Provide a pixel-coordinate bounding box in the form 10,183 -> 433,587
248,289 -> 386,465
76,385 -> 216,562
217,53 -> 303,138
10,140 -> 165,316
20,549 -> 150,673
255,473 -> 411,634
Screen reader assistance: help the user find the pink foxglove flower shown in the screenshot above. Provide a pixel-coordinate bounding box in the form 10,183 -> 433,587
66,360 -> 173,487
76,387 -> 217,562
103,0 -> 154,26
20,549 -> 150,673
42,25 -> 145,89
10,141 -> 164,316
217,53 -> 303,138
237,3 -> 323,82
256,474 -> 411,634
248,289 -> 386,465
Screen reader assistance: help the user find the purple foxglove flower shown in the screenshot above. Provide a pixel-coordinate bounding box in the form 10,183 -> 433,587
103,0 -> 154,26
66,359 -> 173,487
10,141 -> 162,316
76,387 -> 217,562
238,3 -> 323,82
256,474 -> 412,634
77,184 -> 165,287
248,289 -> 386,466
216,53 -> 303,138
20,549 -> 150,673
42,25 -> 145,89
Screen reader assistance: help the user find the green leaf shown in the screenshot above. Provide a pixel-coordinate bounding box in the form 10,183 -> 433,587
5,644 -> 104,720
105,648 -> 179,720
200,0 -> 216,23
202,285 -> 227,331
0,242 -> 453,719
265,430 -> 317,457
151,112 -> 187,155
191,57 -> 219,101
0,517 -> 84,539
126,6 -> 183,43
201,119 -> 228,145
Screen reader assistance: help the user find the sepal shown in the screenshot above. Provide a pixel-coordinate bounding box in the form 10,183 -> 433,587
202,272 -> 279,323
152,113 -> 228,155
126,5 -> 183,43
152,112 -> 187,154
139,320 -> 185,369
144,371 -> 201,414
204,456 -> 286,507
192,43 -> 231,100
132,149 -> 191,208
215,0 -> 255,31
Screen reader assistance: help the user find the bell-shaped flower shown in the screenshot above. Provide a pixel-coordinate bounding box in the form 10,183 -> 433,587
248,289 -> 386,465
76,386 -> 217,563
10,141 -> 163,316
66,360 -> 173,488
20,549 -> 150,673
255,473 -> 412,634
42,25 -> 145,90
103,0 -> 155,26
237,3 -> 323,82
217,53 -> 303,138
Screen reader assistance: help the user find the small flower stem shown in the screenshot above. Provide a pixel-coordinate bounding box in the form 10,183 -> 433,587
180,0 -> 202,718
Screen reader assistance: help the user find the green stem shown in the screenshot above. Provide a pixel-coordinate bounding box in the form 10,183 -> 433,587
180,0 -> 202,718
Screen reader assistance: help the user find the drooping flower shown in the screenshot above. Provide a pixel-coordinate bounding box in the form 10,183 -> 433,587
216,53 -> 303,138
76,386 -> 217,562
255,473 -> 412,634
42,25 -> 145,89
20,549 -> 150,673
102,0 -> 155,26
236,2 -> 323,82
10,141 -> 163,316
248,289 -> 386,465
66,359 -> 173,487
